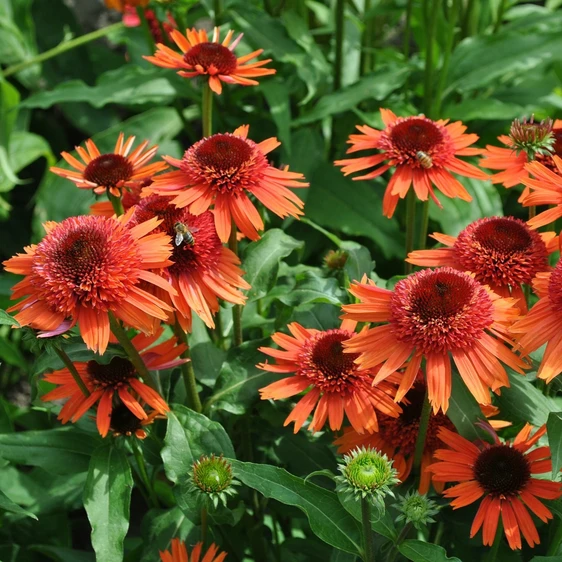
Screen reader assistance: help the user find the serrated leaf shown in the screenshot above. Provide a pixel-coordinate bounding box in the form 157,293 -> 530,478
83,446 -> 132,562
547,412 -> 562,478
0,488 -> 37,519
398,540 -> 461,562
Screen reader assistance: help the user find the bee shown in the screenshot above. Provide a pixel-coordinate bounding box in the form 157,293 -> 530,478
173,222 -> 198,247
415,151 -> 433,169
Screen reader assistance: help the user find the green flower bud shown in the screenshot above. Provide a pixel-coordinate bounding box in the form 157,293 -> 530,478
509,116 -> 555,159
188,455 -> 239,508
394,491 -> 439,530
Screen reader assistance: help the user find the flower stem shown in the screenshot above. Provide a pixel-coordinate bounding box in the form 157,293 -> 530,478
228,224 -> 243,347
172,321 -> 202,413
360,0 -> 374,75
202,82 -> 213,138
485,521 -> 503,562
53,346 -> 90,397
386,523 -> 412,562
361,497 -> 375,562
333,0 -> 345,92
405,190 -> 417,274
108,312 -> 158,391
413,388 -> 431,475
493,0 -> 508,33
108,191 -> 124,216
422,0 -> 439,117
417,200 -> 430,250
132,440 -> 159,508
213,0 -> 223,25
136,6 -> 156,53
2,22 -> 124,78
201,505 -> 208,545
403,0 -> 413,57
547,516 -> 562,555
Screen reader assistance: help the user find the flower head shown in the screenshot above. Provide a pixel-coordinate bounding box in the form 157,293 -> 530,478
258,319 -> 401,434
335,109 -> 487,218
509,116 -> 555,159
50,133 -> 167,197
324,249 -> 348,271
394,491 -> 439,530
128,194 -> 249,330
3,214 -> 176,354
146,125 -> 307,242
144,26 -> 275,94
342,268 -> 526,414
160,539 -> 227,562
41,327 -> 184,436
407,217 -> 555,312
188,455 -> 239,508
429,424 -> 562,550
108,403 -> 160,439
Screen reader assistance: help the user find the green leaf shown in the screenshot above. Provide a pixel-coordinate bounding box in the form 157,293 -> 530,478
398,540 -> 461,562
277,433 -> 338,477
0,427 -> 99,474
278,270 -> 345,307
0,488 -> 37,519
444,98 -> 526,122
0,335 -> 27,369
547,412 -> 562,478
290,303 -> 341,331
340,242 -> 374,283
28,546 -> 94,562
230,460 -> 362,555
161,405 -> 235,483
242,229 -> 304,302
261,79 -> 292,154
83,446 -> 133,562
0,309 -> 19,327
447,370 -> 486,441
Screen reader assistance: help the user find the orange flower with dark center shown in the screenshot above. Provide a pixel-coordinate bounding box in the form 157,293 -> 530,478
3,214 -> 176,354
258,319 -> 401,434
335,377 -> 455,494
144,26 -> 275,94
42,328 -> 184,436
109,404 -> 159,439
147,125 -> 307,242
90,183 -> 145,217
160,539 -> 227,562
105,0 -> 149,10
407,217 -> 555,312
334,109 -> 487,217
342,268 -> 525,414
128,194 -> 249,330
429,424 -> 562,550
50,133 -> 167,197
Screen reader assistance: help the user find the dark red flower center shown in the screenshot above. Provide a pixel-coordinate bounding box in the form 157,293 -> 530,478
195,134 -> 253,171
473,445 -> 531,497
390,118 -> 444,155
84,154 -> 134,188
183,42 -> 237,75
110,403 -> 144,435
553,128 -> 562,157
548,261 -> 562,312
390,268 -> 494,353
87,356 -> 136,387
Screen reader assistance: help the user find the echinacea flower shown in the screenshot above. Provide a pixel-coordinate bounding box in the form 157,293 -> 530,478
406,216 -> 555,312
50,133 -> 167,197
258,319 -> 401,434
128,194 -> 249,330
334,109 -> 487,218
334,376 -> 456,494
342,268 -> 526,414
41,327 -> 185,436
160,539 -> 227,562
146,125 -> 307,242
3,214 -> 176,354
144,26 -> 275,94
429,424 -> 562,550
108,404 -> 160,439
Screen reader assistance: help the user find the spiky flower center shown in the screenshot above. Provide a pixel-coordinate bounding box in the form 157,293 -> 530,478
83,154 -> 134,188
453,216 -> 548,287
342,448 -> 397,492
87,356 -> 136,387
548,261 -> 562,312
473,445 -> 531,497
31,216 -> 143,312
183,42 -> 238,75
390,268 -> 494,354
110,403 -> 143,435
299,330 -> 363,395
192,455 -> 234,493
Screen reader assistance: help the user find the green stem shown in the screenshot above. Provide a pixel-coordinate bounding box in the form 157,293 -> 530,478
132,440 -> 159,508
108,191 -> 124,216
108,312 -> 158,391
361,498 -> 375,562
423,0 -> 439,116
417,200 -> 430,250
213,0 -> 223,25
228,224 -> 243,347
360,0 -> 373,75
202,82 -> 213,138
136,6 -> 156,52
547,516 -> 562,555
54,346 -> 90,397
201,505 -> 208,545
412,388 -> 431,474
485,521 -> 503,562
462,0 -> 477,38
2,22 -> 124,78
403,0 -> 414,57
333,0 -> 345,91
493,0 -> 508,33
386,523 -> 412,562
405,190 -> 417,274
172,321 -> 202,412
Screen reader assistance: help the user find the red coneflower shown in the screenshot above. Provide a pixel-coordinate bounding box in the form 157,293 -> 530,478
3,214 -> 176,354
406,216 -> 556,312
334,109 -> 487,218
128,194 -> 249,330
146,125 -> 307,242
258,319 -> 401,434
41,328 -> 185,437
334,376 -> 456,494
342,268 -> 526,414
144,26 -> 275,94
160,539 -> 227,562
50,133 -> 167,197
429,424 -> 562,550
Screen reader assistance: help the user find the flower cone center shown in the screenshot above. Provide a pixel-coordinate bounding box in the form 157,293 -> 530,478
548,262 -> 562,312
390,118 -> 444,155
87,356 -> 136,387
195,134 -> 253,171
110,403 -> 143,435
84,154 -> 133,188
183,42 -> 237,75
472,218 -> 532,254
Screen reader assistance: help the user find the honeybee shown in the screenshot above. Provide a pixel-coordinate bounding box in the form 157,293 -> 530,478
415,151 -> 433,169
173,222 -> 198,246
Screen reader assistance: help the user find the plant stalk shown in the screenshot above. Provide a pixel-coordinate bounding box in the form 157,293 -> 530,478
493,0 -> 508,33
54,346 -> 90,397
108,191 -> 124,216
386,523 -> 412,562
423,0 -> 440,116
361,497 -> 375,562
405,189 -> 417,274
202,82 -> 213,138
172,321 -> 202,412
333,0 -> 345,92
485,521 -> 503,562
132,440 -> 159,508
213,0 -> 223,25
360,0 -> 373,75
417,200 -> 430,250
228,224 -> 243,347
403,0 -> 414,57
547,515 -> 562,555
412,388 -> 431,474
136,6 -> 156,52
201,505 -> 208,545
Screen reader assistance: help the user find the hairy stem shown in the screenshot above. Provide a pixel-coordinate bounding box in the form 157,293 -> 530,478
361,498 -> 375,562
132,440 -> 159,508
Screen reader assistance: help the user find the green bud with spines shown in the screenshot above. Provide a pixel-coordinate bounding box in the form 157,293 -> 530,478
187,454 -> 239,508
394,490 -> 439,530
509,115 -> 555,160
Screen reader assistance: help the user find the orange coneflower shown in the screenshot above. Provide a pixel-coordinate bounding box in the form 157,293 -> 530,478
342,268 -> 526,414
335,376 -> 456,494
109,404 -> 161,439
3,214 -> 176,354
258,319 -> 401,434
160,539 -> 227,562
144,26 -> 275,94
146,125 -> 307,242
407,216 -> 556,312
334,109 -> 487,218
50,133 -> 167,197
41,328 -> 185,437
128,194 -> 249,330
429,424 -> 562,550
